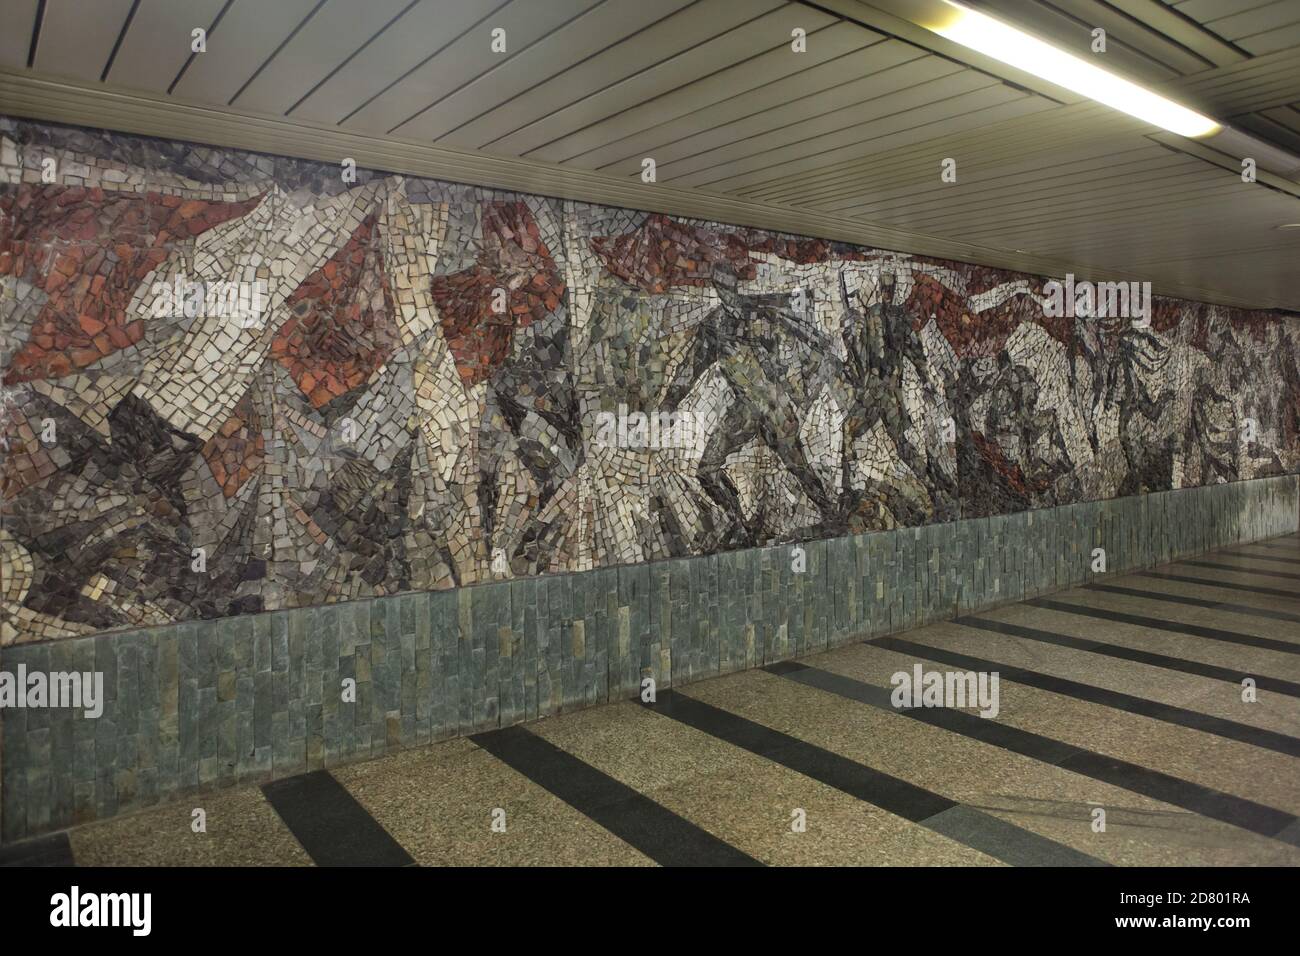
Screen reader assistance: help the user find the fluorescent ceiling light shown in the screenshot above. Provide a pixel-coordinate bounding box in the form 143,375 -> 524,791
927,1 -> 1221,138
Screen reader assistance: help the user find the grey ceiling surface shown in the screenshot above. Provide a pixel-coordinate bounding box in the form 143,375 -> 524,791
1,0 -> 1297,310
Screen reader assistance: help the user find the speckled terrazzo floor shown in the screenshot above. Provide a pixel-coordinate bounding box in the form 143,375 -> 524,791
5,536 -> 1300,867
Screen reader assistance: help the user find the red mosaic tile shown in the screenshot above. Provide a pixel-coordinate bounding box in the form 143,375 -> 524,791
271,213 -> 399,408
0,407 -> 59,500
589,214 -> 760,293
430,201 -> 564,386
1,185 -> 264,384
201,390 -> 265,498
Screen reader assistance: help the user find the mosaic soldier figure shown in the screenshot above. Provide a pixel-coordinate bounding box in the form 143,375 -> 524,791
663,264 -> 838,546
983,350 -> 1070,502
831,267 -> 951,529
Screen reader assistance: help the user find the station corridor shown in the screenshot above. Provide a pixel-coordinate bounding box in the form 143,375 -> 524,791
6,534 -> 1298,868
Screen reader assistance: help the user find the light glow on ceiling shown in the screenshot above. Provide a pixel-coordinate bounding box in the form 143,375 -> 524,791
927,1 -> 1221,138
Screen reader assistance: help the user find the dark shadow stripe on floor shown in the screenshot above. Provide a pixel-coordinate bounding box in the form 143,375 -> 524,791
1181,560 -> 1300,582
921,805 -> 1105,867
648,688 -> 1105,866
954,615 -> 1300,698
1185,561 -> 1300,582
767,659 -> 1299,847
1217,549 -> 1300,566
1085,582 -> 1300,624
1027,599 -> 1300,656
0,831 -> 75,867
873,634 -> 1300,757
1139,570 -> 1300,601
470,725 -> 761,867
1252,540 -> 1300,552
262,770 -> 414,867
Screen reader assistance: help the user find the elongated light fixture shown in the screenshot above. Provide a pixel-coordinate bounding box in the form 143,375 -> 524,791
926,0 -> 1221,138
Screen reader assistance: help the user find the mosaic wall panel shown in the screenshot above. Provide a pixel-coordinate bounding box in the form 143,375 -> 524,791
3,116 -> 1300,648
3,474 -> 1295,842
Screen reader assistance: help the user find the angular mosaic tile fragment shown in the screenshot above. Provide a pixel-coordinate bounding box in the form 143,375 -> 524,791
1,119 -> 1299,646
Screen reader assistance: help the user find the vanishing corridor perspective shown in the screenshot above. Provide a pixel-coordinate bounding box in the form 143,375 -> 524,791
2,118 -> 1300,647
11,535 -> 1300,868
1,0 -> 1300,868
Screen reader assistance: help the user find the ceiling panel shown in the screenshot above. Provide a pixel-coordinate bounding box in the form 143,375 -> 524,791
972,0 -> 1182,83
338,0 -> 598,134
1239,21 -> 1300,56
32,0 -> 134,82
1164,0 -> 1300,58
437,0 -> 791,150
1234,104 -> 1300,152
1103,0 -> 1248,66
229,0 -> 415,114
489,3 -> 835,158
1024,0 -> 1217,73
1173,45 -> 1300,106
671,73 -> 1015,187
168,0 -> 320,104
967,183 -> 1285,239
831,147 -> 1188,220
561,31 -> 897,171
1172,0 -> 1276,20
527,20 -> 878,164
1133,242 -> 1300,271
1262,103 -> 1300,132
286,0 -> 494,124
0,0 -> 1296,311
949,174 -> 1241,241
103,0 -> 227,92
738,103 -> 1129,202
0,0 -> 40,70
691,91 -> 1052,193
1201,0 -> 1300,41
601,43 -> 949,178
390,0 -> 699,141
787,138 -> 1149,213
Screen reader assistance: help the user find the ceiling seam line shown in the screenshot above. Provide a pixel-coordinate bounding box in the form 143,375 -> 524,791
227,0 -> 328,107
683,83 -> 1019,188
335,0 -> 513,126
100,0 -> 142,84
791,0 -> 1072,103
284,0 -> 422,117
738,111 -> 1138,196
746,117 -> 1143,199
25,0 -> 45,69
482,4 -> 799,152
832,167 -> 1228,230
1086,0 -> 1219,70
168,0 -> 234,96
431,0 -> 717,145
1141,0 -> 1257,62
525,21 -> 870,160
733,102 -> 1128,187
583,44 -> 918,170
952,183 -> 1280,241
787,138 -> 1167,204
661,73 -> 1002,184
592,48 -> 949,172
827,151 -> 1200,217
381,0 -> 611,136
1036,0 -> 1189,77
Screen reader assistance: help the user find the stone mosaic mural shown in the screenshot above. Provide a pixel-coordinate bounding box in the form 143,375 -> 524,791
3,118 -> 1299,646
